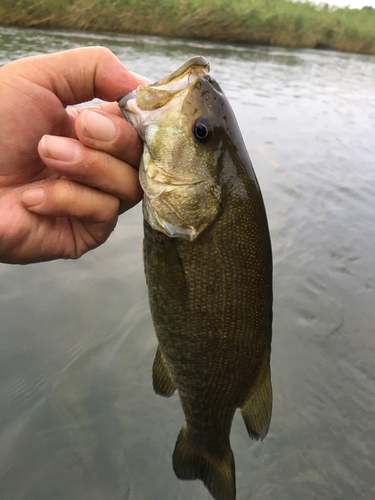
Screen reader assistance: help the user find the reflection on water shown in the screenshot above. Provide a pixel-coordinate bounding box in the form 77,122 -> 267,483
0,26 -> 375,500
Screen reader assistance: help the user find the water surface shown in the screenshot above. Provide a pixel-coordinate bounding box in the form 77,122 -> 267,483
0,26 -> 374,500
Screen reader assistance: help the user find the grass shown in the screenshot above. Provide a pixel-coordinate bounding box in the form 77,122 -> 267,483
1,0 -> 375,54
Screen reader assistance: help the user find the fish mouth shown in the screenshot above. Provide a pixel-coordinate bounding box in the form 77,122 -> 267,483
118,56 -> 210,126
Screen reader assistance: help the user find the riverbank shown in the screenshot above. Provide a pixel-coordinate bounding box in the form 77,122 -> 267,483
1,0 -> 375,55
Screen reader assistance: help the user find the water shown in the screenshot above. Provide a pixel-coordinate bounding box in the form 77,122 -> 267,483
0,25 -> 374,500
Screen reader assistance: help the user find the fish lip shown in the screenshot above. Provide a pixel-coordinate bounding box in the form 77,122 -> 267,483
117,92 -> 134,107
150,55 -> 209,88
118,56 -> 209,102
118,92 -> 136,121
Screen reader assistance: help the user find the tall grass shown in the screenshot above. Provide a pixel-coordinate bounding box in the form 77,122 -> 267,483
1,0 -> 375,54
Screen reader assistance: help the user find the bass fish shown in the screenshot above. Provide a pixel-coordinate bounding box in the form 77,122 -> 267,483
119,56 -> 273,500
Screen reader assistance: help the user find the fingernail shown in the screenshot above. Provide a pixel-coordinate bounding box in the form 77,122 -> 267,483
41,136 -> 81,162
20,187 -> 44,207
81,110 -> 116,142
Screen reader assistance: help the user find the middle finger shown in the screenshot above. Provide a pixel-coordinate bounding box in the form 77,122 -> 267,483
75,108 -> 143,168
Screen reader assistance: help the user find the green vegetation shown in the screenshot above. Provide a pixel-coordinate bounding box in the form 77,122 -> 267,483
1,0 -> 375,54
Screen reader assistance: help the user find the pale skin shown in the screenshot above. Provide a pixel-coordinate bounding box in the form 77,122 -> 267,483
0,46 -> 149,264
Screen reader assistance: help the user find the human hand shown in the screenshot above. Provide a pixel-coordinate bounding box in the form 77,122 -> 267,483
0,47 -> 148,264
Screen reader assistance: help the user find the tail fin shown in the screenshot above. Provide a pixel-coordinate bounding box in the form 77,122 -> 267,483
172,424 -> 236,500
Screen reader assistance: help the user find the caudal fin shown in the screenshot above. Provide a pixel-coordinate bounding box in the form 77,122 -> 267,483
172,424 -> 236,500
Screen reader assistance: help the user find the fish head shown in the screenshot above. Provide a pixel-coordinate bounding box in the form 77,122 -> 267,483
119,56 -> 232,241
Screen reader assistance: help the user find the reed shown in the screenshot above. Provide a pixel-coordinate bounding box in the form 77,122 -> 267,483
1,0 -> 375,55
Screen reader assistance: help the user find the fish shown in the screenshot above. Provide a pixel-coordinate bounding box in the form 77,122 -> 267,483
118,56 -> 273,500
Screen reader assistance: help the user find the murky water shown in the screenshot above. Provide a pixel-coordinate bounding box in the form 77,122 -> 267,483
0,25 -> 374,500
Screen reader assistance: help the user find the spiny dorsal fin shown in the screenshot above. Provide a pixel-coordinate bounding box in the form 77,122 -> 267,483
152,345 -> 176,397
173,424 -> 236,500
240,361 -> 272,441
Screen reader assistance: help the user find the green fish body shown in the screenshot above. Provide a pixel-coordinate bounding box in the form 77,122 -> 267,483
119,56 -> 273,500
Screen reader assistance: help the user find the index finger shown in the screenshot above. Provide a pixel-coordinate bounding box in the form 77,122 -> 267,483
7,46 -> 150,106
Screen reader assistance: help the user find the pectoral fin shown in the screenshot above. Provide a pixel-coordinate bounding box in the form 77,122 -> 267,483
240,361 -> 272,441
142,239 -> 147,285
152,345 -> 176,397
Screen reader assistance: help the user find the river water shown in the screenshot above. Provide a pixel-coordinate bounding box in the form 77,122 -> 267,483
0,26 -> 374,500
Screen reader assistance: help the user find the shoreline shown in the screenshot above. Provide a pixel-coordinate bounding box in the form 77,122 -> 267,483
1,0 -> 374,56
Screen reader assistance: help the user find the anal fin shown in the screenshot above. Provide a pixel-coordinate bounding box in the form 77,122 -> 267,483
240,361 -> 272,441
152,345 -> 176,397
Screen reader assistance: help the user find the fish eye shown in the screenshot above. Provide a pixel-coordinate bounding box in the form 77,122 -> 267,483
193,118 -> 214,143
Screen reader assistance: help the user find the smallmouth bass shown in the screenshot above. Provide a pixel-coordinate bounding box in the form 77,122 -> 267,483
119,56 -> 273,500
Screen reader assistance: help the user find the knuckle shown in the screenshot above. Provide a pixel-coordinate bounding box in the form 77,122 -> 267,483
96,46 -> 114,58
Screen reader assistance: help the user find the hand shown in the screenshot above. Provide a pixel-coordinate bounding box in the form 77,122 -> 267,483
0,47 -> 148,264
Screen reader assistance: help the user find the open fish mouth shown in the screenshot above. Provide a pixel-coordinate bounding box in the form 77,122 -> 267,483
118,56 -> 210,132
